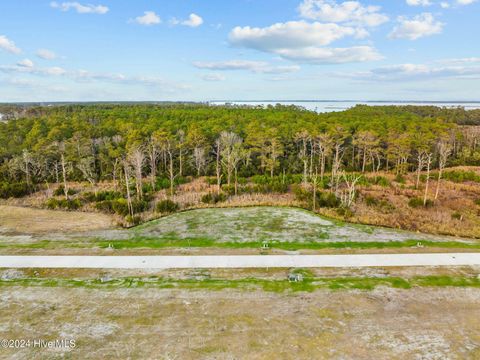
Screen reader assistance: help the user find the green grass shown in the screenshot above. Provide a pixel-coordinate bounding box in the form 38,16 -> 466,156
2,236 -> 480,251
0,275 -> 479,292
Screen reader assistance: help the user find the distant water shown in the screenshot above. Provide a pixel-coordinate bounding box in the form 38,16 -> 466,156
209,100 -> 480,113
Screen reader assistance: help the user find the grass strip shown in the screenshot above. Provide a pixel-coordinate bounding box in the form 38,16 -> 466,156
1,275 -> 479,292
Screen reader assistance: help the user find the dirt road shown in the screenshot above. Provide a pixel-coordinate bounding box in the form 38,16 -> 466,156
1,253 -> 479,269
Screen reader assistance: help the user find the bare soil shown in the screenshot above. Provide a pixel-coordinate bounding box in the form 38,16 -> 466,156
0,284 -> 478,359
0,205 -> 116,235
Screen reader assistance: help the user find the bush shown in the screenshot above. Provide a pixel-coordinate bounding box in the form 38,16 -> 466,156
125,215 -> 142,226
394,174 -> 406,184
408,197 -> 434,208
0,181 -> 31,199
365,196 -> 379,207
95,198 -> 150,216
441,170 -> 480,183
45,198 -> 82,210
53,186 -> 77,197
83,191 -> 122,202
336,207 -> 354,218
317,192 -> 341,208
156,199 -> 179,213
451,212 -> 463,220
201,192 -> 227,204
293,185 -> 340,209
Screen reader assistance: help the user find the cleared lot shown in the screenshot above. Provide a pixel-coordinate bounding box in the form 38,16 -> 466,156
0,286 -> 479,359
0,205 -> 115,235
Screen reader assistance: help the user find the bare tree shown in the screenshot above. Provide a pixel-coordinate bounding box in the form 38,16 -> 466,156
415,151 -> 428,190
21,149 -> 33,187
218,131 -> 243,187
315,133 -> 333,180
339,173 -> 362,208
434,140 -> 452,201
77,157 -> 97,194
354,131 -> 379,173
128,145 -> 145,200
423,152 -> 433,206
214,138 -> 222,195
147,135 -> 160,190
295,131 -> 310,186
193,146 -> 207,176
177,129 -> 186,177
122,159 -> 133,217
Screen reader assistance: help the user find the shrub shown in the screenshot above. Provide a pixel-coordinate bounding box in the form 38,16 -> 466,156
83,191 -> 122,202
125,215 -> 142,226
394,174 -> 406,184
451,212 -> 463,220
45,198 -> 81,210
95,198 -> 149,216
365,196 -> 379,207
336,207 -> 354,218
293,185 -> 340,209
0,181 -> 31,199
201,192 -> 227,204
408,197 -> 433,208
375,177 -> 390,187
53,186 -> 77,197
156,199 -> 179,213
441,170 -> 480,183
317,192 -> 341,208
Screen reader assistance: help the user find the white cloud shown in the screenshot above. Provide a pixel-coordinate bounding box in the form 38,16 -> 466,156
298,0 -> 389,27
36,49 -> 57,60
0,64 -> 67,76
0,35 -> 21,54
132,11 -> 161,26
389,13 -> 444,40
50,1 -> 109,14
339,60 -> 480,81
177,13 -> 204,28
228,21 -> 381,64
456,0 -> 477,4
200,73 -> 226,82
17,59 -> 34,68
275,46 -> 383,64
193,60 -> 300,74
229,21 -> 361,50
406,0 -> 433,6
0,62 -> 189,91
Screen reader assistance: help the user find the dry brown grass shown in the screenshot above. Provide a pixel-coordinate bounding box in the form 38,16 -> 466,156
3,168 -> 480,238
0,284 -> 478,359
0,205 -> 116,235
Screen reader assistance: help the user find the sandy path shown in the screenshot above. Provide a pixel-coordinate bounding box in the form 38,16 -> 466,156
1,253 -> 479,269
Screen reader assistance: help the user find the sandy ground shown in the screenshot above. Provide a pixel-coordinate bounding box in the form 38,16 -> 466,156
0,286 -> 478,359
1,253 -> 480,269
0,205 -> 115,235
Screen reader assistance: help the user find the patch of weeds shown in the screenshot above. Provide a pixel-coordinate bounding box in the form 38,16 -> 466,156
1,275 -> 479,292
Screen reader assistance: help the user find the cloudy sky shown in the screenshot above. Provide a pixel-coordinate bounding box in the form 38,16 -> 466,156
0,0 -> 479,102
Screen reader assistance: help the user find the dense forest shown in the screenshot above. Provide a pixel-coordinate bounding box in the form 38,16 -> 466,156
1,103 -> 479,221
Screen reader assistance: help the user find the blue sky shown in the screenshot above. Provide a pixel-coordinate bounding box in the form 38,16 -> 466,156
0,0 -> 479,102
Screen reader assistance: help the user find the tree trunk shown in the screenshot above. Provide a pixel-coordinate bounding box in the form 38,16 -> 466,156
61,154 -> 68,200
423,156 -> 432,206
124,164 -> 133,217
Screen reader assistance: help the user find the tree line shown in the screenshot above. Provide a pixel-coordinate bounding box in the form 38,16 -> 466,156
1,103 -> 479,213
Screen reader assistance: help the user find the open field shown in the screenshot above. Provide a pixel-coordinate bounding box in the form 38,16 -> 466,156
1,206 -> 479,254
0,205 -> 115,235
1,283 -> 479,359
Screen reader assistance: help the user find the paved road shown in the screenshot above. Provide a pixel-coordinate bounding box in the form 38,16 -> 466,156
0,253 -> 479,269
